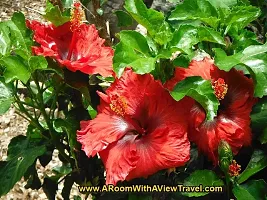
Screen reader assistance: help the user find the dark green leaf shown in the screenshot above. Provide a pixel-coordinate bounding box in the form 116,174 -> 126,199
237,150 -> 267,184
62,176 -> 74,200
24,164 -> 42,190
182,170 -> 224,197
114,10 -> 133,27
43,177 -> 58,200
53,163 -> 72,175
0,135 -> 46,196
170,76 -> 219,121
44,1 -> 70,26
214,43 -> 267,97
0,55 -> 31,84
259,128 -> 267,144
124,0 -> 173,45
233,180 -> 267,200
169,0 -> 219,28
54,118 -> 79,150
250,97 -> 267,131
128,194 -> 152,200
0,80 -> 13,115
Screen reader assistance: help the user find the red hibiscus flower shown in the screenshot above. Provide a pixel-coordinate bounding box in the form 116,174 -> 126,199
77,68 -> 194,185
165,57 -> 257,164
27,3 -> 114,77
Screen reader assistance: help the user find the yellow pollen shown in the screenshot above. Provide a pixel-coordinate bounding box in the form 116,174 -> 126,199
212,78 -> 228,100
109,94 -> 127,116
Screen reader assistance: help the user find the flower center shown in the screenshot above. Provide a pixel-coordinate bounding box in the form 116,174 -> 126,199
110,94 -> 127,117
212,78 -> 228,100
228,160 -> 241,177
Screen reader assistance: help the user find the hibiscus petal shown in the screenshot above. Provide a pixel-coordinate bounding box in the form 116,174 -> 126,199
126,126 -> 190,181
77,113 -> 131,157
99,134 -> 140,185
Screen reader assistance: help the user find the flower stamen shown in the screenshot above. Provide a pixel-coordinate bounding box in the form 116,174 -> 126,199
70,2 -> 85,32
110,94 -> 127,117
212,78 -> 228,100
228,160 -> 241,177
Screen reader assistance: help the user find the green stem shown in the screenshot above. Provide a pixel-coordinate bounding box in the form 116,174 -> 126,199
32,73 -> 72,164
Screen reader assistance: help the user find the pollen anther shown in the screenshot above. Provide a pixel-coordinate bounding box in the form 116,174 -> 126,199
212,78 -> 228,100
110,94 -> 127,116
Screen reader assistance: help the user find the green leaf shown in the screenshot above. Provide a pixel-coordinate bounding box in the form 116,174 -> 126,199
54,118 -> 79,150
0,23 -> 11,56
230,29 -> 260,52
259,128 -> 267,144
224,6 -> 261,32
250,97 -> 267,131
113,36 -> 156,77
130,57 -> 156,74
44,1 -> 70,26
182,170 -> 224,197
170,76 -> 219,121
118,31 -> 151,56
233,180 -> 267,200
169,0 -> 219,28
53,163 -> 72,176
124,0 -> 173,45
214,43 -> 267,97
0,12 -> 32,58
207,0 -> 237,8
0,79 -> 13,115
1,55 -> 31,84
87,105 -> 97,119
28,56 -> 48,72
62,0 -> 74,8
0,135 -> 46,196
237,150 -> 267,184
169,25 -> 225,54
114,10 -> 133,27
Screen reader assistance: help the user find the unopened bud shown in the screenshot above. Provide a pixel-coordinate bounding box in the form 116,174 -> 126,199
218,140 -> 233,173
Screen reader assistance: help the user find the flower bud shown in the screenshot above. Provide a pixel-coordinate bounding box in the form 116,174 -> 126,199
218,140 -> 233,173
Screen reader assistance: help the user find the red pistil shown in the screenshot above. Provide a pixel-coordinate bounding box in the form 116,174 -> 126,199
228,160 -> 241,177
67,2 -> 84,60
70,2 -> 84,32
212,78 -> 228,100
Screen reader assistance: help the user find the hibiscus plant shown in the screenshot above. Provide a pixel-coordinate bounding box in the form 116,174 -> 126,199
1,0 -> 267,199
